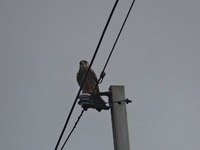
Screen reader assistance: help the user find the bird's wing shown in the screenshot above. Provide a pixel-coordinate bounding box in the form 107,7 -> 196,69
76,70 -> 84,87
89,69 -> 100,92
89,68 -> 98,83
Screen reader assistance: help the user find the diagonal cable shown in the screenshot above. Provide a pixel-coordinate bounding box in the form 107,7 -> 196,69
97,0 -> 136,85
59,1 -> 137,149
60,110 -> 85,150
54,1 -> 119,150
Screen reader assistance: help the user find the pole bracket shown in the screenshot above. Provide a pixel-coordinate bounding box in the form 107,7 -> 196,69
78,92 -> 112,112
115,98 -> 132,104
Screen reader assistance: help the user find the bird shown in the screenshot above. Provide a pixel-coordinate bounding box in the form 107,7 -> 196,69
76,60 -> 109,111
77,60 -> 99,93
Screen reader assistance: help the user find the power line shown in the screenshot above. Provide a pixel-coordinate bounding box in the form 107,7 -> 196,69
60,1 -> 136,148
54,1 -> 119,150
97,0 -> 136,85
55,0 -> 136,149
60,110 -> 85,150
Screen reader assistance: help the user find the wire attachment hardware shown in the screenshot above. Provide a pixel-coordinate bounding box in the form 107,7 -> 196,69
115,98 -> 132,105
98,71 -> 106,84
78,92 -> 112,112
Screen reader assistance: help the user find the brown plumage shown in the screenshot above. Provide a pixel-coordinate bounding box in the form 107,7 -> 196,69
77,60 -> 99,93
76,60 -> 108,109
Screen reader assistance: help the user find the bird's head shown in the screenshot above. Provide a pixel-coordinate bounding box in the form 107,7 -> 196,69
79,60 -> 89,70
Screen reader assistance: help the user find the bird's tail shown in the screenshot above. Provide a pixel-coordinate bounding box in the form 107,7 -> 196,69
91,94 -> 110,112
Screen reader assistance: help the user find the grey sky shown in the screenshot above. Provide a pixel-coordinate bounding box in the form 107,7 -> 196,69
0,0 -> 200,150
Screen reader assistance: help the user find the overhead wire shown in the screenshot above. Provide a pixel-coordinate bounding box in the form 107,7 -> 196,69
60,110 -> 85,150
54,1 -> 119,150
60,1 -> 137,149
95,0 -> 136,87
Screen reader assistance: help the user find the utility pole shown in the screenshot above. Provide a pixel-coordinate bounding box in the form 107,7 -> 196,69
109,85 -> 130,150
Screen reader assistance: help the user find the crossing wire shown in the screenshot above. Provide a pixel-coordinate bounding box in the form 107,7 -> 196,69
60,110 -> 85,150
54,1 -> 119,150
98,0 -> 136,85
60,0 -> 136,149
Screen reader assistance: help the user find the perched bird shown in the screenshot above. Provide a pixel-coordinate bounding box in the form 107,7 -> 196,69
76,60 -> 109,111
77,60 -> 99,93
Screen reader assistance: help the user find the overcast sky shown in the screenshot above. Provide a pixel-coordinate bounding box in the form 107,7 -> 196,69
0,0 -> 200,150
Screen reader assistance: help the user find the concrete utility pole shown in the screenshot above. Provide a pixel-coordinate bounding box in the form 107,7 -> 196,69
109,85 -> 130,150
